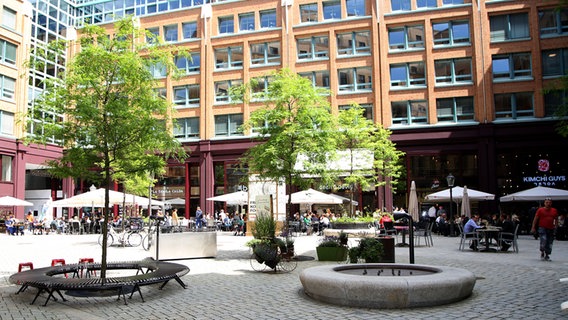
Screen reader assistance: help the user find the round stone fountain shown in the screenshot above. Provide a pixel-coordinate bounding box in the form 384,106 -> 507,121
300,263 -> 476,309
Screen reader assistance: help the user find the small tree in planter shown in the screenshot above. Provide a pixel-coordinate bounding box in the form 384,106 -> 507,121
247,213 -> 283,270
348,237 -> 384,263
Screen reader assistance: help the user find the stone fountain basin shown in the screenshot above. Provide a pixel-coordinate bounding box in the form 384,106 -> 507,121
300,263 -> 476,309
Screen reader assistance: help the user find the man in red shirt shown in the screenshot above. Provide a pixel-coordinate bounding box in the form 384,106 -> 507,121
531,198 -> 558,261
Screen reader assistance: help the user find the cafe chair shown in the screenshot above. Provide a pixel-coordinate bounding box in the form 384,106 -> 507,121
51,258 -> 68,278
18,262 -> 33,272
458,223 -> 478,251
498,224 -> 519,253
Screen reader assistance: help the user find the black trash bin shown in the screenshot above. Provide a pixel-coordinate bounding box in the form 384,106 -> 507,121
377,236 -> 395,263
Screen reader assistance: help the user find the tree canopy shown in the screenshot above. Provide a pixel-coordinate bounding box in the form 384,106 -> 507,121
238,68 -> 337,218
335,104 -> 404,216
26,17 -> 187,277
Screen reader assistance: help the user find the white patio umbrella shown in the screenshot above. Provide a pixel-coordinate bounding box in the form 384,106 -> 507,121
290,188 -> 343,205
408,181 -> 420,222
0,196 -> 33,207
51,188 -> 164,207
425,186 -> 495,202
207,191 -> 249,205
165,198 -> 186,205
500,186 -> 568,202
461,185 -> 471,218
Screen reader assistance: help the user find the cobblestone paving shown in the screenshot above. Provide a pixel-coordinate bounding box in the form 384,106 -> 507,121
0,231 -> 566,319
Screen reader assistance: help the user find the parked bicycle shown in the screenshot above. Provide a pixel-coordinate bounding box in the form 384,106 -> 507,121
142,218 -> 163,251
98,224 -> 143,247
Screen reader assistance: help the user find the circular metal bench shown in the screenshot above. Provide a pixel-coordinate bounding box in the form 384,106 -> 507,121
9,257 -> 190,306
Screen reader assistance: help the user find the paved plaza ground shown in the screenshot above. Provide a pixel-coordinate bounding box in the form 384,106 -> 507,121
0,230 -> 566,320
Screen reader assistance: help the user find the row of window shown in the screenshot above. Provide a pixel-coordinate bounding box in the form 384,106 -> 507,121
164,48 -> 566,108
176,89 -> 565,139
391,0 -> 464,12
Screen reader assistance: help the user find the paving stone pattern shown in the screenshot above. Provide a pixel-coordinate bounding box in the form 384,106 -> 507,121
0,231 -> 566,319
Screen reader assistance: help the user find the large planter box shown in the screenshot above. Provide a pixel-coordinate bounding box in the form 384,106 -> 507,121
317,246 -> 348,261
331,222 -> 369,230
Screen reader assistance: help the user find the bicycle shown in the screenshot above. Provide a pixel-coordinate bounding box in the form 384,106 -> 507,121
98,224 -> 143,247
142,219 -> 161,251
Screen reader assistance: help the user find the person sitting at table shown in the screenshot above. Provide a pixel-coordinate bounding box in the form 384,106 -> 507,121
464,214 -> 482,251
4,214 -> 16,235
436,213 -> 449,236
497,214 -> 515,251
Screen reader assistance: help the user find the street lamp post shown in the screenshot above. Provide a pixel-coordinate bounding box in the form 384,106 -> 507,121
446,173 -> 455,237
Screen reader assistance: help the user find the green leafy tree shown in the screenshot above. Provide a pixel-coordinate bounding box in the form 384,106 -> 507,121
25,18 -> 187,278
335,104 -> 405,216
238,68 -> 337,219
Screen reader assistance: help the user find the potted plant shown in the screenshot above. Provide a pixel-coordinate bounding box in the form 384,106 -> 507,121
348,237 -> 384,263
246,213 -> 282,270
316,236 -> 348,261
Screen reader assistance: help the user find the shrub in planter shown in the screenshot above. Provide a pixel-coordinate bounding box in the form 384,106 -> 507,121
316,236 -> 348,261
348,237 -> 384,263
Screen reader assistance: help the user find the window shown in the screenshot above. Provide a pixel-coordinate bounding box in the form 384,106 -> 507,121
154,87 -> 167,99
1,155 -> 12,182
239,12 -> 255,32
436,97 -> 474,122
175,53 -> 200,73
148,61 -> 166,78
251,76 -> 272,100
300,3 -> 318,23
0,40 -> 16,66
390,62 -> 426,88
539,8 -> 568,37
214,80 -> 243,103
163,24 -> 178,42
433,20 -> 470,46
388,26 -> 424,51
214,46 -> 243,70
215,114 -> 243,137
442,0 -> 464,5
2,7 -> 16,30
543,90 -> 567,117
492,53 -> 532,81
490,13 -> 529,42
346,0 -> 366,17
417,0 -> 436,9
435,58 -> 473,84
250,42 -> 281,66
494,92 -> 534,119
260,9 -> 276,28
323,1 -> 341,20
337,31 -> 371,56
391,0 -> 411,12
146,27 -> 159,43
182,22 -> 197,39
339,104 -> 373,120
219,16 -> 234,34
391,100 -> 428,125
338,67 -> 372,92
0,75 -> 15,100
173,84 -> 200,108
542,49 -> 568,77
299,71 -> 330,89
297,36 -> 329,60
0,110 -> 14,135
174,117 -> 200,140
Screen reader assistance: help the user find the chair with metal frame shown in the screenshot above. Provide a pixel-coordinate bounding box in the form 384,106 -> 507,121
498,223 -> 520,253
458,223 -> 479,251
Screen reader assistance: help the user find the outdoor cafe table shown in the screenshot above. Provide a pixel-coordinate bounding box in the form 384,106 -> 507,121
394,225 -> 409,247
476,227 -> 502,252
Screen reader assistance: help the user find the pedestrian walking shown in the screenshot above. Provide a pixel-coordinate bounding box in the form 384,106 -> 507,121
531,197 -> 558,261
